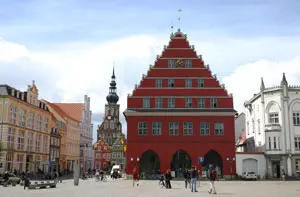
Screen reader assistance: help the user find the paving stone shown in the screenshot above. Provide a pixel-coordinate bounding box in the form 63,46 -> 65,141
1,178 -> 300,197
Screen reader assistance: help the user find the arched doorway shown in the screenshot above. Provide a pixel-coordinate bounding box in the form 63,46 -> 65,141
203,150 -> 223,176
139,150 -> 160,179
171,150 -> 192,178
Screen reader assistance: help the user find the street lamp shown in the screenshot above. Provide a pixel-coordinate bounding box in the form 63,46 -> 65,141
130,157 -> 140,171
226,157 -> 235,180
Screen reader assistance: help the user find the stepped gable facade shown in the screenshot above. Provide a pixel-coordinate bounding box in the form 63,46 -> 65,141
124,29 -> 236,178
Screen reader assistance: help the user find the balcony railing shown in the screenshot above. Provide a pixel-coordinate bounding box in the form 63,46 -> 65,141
265,124 -> 281,131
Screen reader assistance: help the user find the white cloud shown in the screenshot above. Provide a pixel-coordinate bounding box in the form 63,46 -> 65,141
222,57 -> 300,113
0,38 -> 29,62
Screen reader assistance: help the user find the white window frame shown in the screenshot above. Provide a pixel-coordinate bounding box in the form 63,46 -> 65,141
35,133 -> 41,153
143,97 -> 150,108
296,160 -> 300,172
17,130 -> 25,151
168,59 -> 175,68
138,122 -> 148,135
293,112 -> 300,125
168,79 -> 175,88
10,105 -> 17,124
168,97 -> 175,108
156,79 -> 162,88
19,109 -> 26,127
36,115 -> 42,131
152,122 -> 162,136
214,123 -> 224,136
183,122 -> 193,136
29,112 -> 34,129
269,112 -> 279,124
198,98 -> 205,108
185,97 -> 192,108
294,137 -> 300,150
268,137 -> 272,150
155,97 -> 163,108
198,79 -> 204,87
273,136 -> 277,149
185,79 -> 192,88
44,117 -> 49,132
200,122 -> 210,136
185,59 -> 192,68
7,128 -> 15,149
210,97 -> 218,108
169,122 -> 179,136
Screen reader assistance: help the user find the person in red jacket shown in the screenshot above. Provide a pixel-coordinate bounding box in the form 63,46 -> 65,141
132,167 -> 139,187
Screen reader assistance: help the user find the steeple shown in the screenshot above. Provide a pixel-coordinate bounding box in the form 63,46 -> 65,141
280,72 -> 288,87
260,77 -> 265,92
106,67 -> 119,104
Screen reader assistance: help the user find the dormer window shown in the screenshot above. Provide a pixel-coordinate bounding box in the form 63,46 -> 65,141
269,112 -> 279,124
168,59 -> 175,68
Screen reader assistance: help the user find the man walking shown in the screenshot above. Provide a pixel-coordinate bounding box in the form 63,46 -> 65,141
208,167 -> 218,194
191,166 -> 198,192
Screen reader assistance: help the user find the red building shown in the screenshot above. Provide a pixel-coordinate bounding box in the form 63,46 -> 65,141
93,138 -> 111,170
124,29 -> 236,179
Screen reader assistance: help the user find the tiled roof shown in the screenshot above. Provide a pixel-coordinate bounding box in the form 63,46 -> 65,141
53,103 -> 83,122
237,131 -> 247,146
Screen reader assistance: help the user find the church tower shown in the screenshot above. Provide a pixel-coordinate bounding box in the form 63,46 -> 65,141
97,68 -> 122,146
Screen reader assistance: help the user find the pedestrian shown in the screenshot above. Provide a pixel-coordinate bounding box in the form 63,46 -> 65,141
183,169 -> 191,189
132,168 -> 139,187
23,175 -> 30,190
191,166 -> 198,192
165,169 -> 172,189
208,166 -> 218,194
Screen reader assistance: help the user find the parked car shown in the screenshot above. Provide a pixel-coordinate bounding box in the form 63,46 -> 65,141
0,173 -> 21,184
243,172 -> 257,180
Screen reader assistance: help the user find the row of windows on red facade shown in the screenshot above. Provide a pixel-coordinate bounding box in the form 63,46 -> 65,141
143,97 -> 218,108
167,59 -> 193,68
155,79 -> 205,88
137,122 -> 224,136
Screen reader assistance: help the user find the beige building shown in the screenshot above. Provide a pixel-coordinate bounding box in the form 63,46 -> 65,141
44,101 -> 81,172
0,81 -> 51,173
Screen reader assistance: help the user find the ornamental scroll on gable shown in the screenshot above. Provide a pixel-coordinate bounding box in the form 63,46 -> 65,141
175,59 -> 184,68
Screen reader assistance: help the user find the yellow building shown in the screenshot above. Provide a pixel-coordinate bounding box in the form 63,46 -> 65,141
0,81 -> 51,174
43,101 -> 81,172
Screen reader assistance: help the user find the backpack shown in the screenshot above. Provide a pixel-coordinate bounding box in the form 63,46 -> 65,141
210,170 -> 217,180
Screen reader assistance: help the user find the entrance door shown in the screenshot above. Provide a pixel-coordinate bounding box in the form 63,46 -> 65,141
272,161 -> 280,178
170,150 -> 191,178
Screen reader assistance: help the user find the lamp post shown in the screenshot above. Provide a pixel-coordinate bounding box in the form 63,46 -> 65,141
226,157 -> 235,180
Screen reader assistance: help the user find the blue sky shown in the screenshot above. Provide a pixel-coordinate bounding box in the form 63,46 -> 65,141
1,0 -> 300,142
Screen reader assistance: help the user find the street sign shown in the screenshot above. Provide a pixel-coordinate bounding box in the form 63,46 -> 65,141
198,157 -> 204,163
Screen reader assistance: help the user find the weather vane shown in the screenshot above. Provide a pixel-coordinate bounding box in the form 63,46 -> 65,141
178,9 -> 182,29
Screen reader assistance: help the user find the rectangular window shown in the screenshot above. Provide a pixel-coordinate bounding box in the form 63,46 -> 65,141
268,137 -> 272,150
198,79 -> 204,87
168,79 -> 175,88
17,130 -> 25,151
185,79 -> 192,88
143,97 -> 150,108
16,154 -> 23,171
257,120 -> 261,135
200,122 -> 210,136
43,135 -> 48,153
168,97 -> 175,108
27,132 -> 34,152
252,119 -> 255,133
152,122 -> 162,135
36,115 -> 42,131
35,134 -> 41,153
295,137 -> 300,150
185,97 -> 192,108
168,59 -> 175,68
19,109 -> 26,127
169,122 -> 179,136
214,123 -> 224,136
96,153 -> 100,158
269,112 -> 279,124
185,59 -> 192,68
278,136 -> 280,149
293,112 -> 300,125
7,128 -> 15,149
155,97 -> 163,108
9,105 -> 17,124
5,153 -> 13,171
138,122 -> 148,135
183,122 -> 193,136
198,98 -> 205,108
247,122 -> 249,135
156,79 -> 162,88
44,117 -> 49,132
29,112 -> 34,129
296,160 -> 300,172
273,136 -> 277,149
210,97 -> 218,108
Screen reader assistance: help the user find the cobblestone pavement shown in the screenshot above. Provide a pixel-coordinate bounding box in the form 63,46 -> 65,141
1,178 -> 300,197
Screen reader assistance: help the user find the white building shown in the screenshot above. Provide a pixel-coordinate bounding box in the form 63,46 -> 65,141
235,113 -> 245,143
243,73 -> 300,178
80,95 -> 94,171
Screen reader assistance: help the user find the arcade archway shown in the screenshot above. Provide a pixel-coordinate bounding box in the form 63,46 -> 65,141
170,150 -> 192,178
203,150 -> 223,175
139,150 -> 160,178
